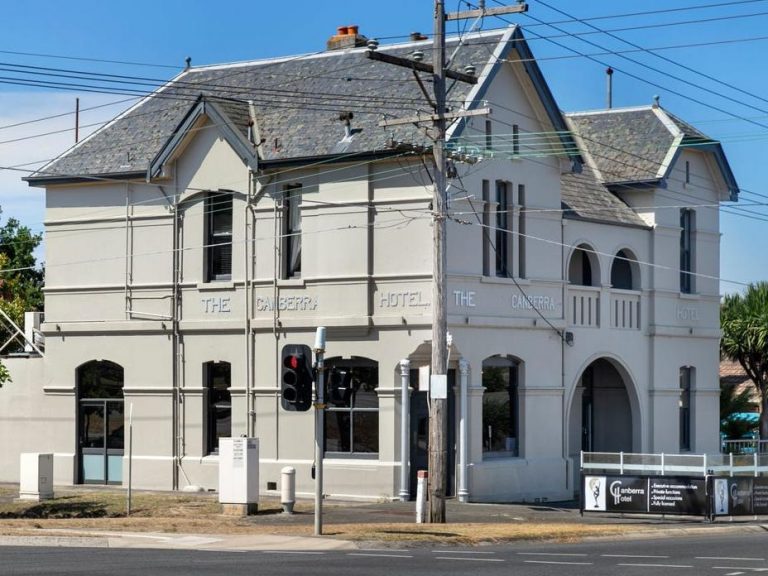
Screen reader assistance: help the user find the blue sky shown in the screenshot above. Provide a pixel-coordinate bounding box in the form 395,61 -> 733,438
1,0 -> 766,293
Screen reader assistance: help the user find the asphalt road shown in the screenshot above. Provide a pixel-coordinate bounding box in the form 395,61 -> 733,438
2,532 -> 767,575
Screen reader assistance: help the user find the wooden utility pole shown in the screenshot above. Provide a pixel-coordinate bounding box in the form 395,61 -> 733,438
368,0 -> 528,524
430,0 -> 449,524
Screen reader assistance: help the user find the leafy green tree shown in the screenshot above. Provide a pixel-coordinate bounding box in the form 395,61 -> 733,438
0,212 -> 43,385
721,282 -> 768,439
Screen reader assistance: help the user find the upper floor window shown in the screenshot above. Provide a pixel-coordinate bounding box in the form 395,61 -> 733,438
205,192 -> 232,281
568,244 -> 599,287
679,366 -> 694,451
517,184 -> 526,279
204,361 -> 231,455
495,181 -> 511,277
512,124 -> 520,156
611,249 -> 640,290
680,209 -> 695,293
282,184 -> 302,279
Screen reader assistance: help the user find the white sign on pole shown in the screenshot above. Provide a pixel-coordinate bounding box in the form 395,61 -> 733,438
418,365 -> 430,392
430,374 -> 447,399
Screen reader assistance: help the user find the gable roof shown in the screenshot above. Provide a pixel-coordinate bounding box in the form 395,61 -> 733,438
566,106 -> 739,200
27,27 -> 580,185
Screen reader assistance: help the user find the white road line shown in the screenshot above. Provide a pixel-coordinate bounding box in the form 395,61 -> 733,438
523,560 -> 594,566
699,557 -> 766,562
602,554 -> 670,559
434,557 -> 504,563
348,553 -> 414,559
432,550 -> 496,555
261,551 -> 326,555
617,563 -> 692,569
518,552 -> 589,557
724,572 -> 745,575
359,549 -> 411,553
713,568 -> 768,573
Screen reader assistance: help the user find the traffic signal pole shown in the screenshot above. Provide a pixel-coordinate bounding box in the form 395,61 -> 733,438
313,327 -> 327,536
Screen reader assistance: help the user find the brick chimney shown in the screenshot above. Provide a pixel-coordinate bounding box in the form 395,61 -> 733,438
326,25 -> 368,50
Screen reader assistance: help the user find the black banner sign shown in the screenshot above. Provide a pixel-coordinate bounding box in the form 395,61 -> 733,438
753,478 -> 768,515
648,477 -> 706,515
583,475 -> 648,513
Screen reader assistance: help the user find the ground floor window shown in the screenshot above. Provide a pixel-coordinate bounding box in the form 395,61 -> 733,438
324,357 -> 378,456
204,361 -> 231,455
482,355 -> 520,457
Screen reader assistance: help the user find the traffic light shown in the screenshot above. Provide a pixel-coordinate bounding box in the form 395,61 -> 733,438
280,344 -> 313,412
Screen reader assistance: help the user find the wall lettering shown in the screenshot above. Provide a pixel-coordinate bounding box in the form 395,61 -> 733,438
676,306 -> 699,321
201,297 -> 231,313
511,294 -> 557,311
255,296 -> 318,312
379,291 -> 429,308
453,290 -> 476,308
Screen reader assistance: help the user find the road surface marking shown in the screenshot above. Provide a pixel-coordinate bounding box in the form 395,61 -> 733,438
699,557 -> 766,562
713,568 -> 768,573
523,560 -> 593,566
349,553 -> 413,559
518,552 -> 589,557
434,557 -> 504,562
261,551 -> 326,555
603,554 -> 670,559
360,549 -> 410,553
432,550 -> 496,554
617,563 -> 692,569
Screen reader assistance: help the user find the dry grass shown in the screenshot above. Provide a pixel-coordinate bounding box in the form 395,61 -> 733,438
0,486 -> 644,545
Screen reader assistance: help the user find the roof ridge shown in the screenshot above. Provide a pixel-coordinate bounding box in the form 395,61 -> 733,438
185,28 -> 510,73
566,105 -> 655,117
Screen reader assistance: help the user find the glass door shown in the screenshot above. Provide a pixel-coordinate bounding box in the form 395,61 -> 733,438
79,400 -> 124,484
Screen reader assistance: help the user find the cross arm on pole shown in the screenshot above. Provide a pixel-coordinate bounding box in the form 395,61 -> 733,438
378,107 -> 490,127
365,50 -> 478,84
446,2 -> 528,20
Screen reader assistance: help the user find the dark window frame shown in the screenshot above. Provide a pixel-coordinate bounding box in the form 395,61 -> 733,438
282,184 -> 302,279
680,208 -> 695,293
679,366 -> 693,451
323,357 -> 379,458
495,180 -> 511,277
205,192 -> 233,282
204,361 -> 232,455
482,356 -> 520,458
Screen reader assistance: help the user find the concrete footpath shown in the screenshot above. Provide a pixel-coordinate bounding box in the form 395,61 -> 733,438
0,497 -> 766,551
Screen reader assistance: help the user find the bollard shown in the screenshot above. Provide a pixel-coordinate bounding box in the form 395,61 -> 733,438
415,470 -> 428,523
281,466 -> 296,514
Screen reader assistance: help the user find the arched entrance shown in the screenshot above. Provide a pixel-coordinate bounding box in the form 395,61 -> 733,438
77,360 -> 124,485
569,358 -> 639,456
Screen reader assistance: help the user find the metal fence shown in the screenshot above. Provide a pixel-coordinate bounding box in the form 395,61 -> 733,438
721,439 -> 768,455
581,451 -> 768,477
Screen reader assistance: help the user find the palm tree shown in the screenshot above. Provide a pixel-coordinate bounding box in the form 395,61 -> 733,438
721,282 -> 768,439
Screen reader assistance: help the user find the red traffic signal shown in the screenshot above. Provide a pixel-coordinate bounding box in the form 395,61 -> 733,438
280,345 -> 313,412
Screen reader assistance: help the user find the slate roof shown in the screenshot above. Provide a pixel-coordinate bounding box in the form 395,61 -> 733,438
566,107 -> 677,184
561,162 -> 647,228
29,28 -> 578,183
566,105 -> 739,199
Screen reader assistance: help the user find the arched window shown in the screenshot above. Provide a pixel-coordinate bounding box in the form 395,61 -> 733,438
611,249 -> 639,290
324,357 -> 379,456
203,361 -> 231,455
482,355 -> 521,457
568,244 -> 599,286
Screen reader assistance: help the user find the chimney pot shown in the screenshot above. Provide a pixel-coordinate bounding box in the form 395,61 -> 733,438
348,25 -> 359,36
337,26 -> 349,35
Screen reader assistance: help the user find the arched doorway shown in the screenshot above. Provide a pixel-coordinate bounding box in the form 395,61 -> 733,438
77,360 -> 124,485
569,358 -> 638,455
